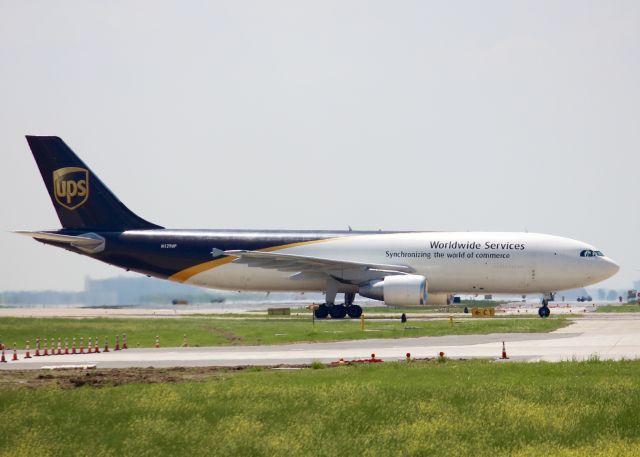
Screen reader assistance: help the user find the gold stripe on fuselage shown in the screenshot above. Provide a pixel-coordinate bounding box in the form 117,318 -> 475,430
168,237 -> 340,283
168,256 -> 236,283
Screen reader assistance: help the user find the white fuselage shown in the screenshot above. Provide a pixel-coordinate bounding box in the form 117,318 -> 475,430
23,136 -> 620,305
184,232 -> 619,295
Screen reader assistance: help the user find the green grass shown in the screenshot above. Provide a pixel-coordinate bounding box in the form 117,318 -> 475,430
295,301 -> 507,314
0,316 -> 569,348
293,306 -> 461,314
595,303 -> 640,313
1,359 -> 640,456
360,306 -> 466,314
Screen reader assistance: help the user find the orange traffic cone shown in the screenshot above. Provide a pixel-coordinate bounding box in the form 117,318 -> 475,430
103,336 -> 109,352
35,336 -> 41,357
155,335 -> 160,349
64,338 -> 69,355
501,341 -> 509,360
114,335 -> 120,351
0,348 -> 6,363
72,337 -> 77,354
57,337 -> 62,355
43,338 -> 49,356
79,337 -> 85,354
87,338 -> 92,354
122,334 -> 128,349
94,337 -> 100,353
12,343 -> 18,361
25,340 -> 32,359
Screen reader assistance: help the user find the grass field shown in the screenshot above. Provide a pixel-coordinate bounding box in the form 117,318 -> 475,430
293,306 -> 466,314
1,359 -> 639,456
595,304 -> 640,313
0,316 -> 569,349
344,306 -> 468,314
294,301 -> 508,314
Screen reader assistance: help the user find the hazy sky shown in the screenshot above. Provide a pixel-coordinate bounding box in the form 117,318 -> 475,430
1,1 -> 638,292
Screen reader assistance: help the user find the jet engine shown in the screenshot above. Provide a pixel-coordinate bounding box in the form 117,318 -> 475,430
359,274 -> 428,306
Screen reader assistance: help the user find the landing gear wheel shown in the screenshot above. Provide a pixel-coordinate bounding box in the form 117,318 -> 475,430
346,304 -> 363,319
314,304 -> 329,319
329,305 -> 347,319
538,306 -> 550,318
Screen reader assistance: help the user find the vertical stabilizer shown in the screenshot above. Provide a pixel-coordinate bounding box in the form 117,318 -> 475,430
26,136 -> 162,231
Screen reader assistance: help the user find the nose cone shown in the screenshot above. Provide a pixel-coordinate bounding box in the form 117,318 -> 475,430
598,257 -> 620,281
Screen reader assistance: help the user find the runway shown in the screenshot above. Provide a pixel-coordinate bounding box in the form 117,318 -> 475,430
2,314 -> 639,370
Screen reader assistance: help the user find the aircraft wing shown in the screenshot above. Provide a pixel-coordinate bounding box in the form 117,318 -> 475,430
224,249 -> 414,284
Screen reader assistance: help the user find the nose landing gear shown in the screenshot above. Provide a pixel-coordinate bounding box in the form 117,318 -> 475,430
538,305 -> 550,318
538,293 -> 555,318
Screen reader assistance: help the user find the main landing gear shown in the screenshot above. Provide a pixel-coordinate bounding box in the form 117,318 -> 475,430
314,304 -> 363,319
538,293 -> 554,318
314,292 -> 363,319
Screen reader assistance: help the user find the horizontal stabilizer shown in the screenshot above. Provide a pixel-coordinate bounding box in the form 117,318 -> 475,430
15,231 -> 105,254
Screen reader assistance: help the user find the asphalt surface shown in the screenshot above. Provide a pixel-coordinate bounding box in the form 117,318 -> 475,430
1,314 -> 639,370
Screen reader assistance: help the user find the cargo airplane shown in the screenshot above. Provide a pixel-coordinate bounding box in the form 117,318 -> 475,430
17,136 -> 619,318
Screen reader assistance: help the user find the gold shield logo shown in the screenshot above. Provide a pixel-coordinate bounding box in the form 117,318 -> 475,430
53,167 -> 89,210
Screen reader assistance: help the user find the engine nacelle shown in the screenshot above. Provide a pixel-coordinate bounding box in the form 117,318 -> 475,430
358,274 -> 428,306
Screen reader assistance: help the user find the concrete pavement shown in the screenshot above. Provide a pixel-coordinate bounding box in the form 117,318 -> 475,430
2,314 -> 639,370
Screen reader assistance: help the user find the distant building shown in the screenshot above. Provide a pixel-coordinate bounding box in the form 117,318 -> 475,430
83,276 -> 221,306
0,276 -> 223,306
0,275 -> 323,306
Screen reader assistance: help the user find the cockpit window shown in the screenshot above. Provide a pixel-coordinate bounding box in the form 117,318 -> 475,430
580,250 -> 604,257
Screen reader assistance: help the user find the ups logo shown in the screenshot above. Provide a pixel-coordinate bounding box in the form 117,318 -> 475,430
53,167 -> 89,210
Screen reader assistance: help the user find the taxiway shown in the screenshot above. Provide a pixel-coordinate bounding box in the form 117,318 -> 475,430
2,314 -> 638,370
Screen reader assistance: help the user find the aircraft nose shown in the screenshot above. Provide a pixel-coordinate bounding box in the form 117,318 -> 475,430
600,257 -> 620,279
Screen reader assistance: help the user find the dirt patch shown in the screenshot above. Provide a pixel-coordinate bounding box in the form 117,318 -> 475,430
0,366 -> 245,389
0,358 -> 449,390
202,326 -> 243,343
0,363 -> 324,389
